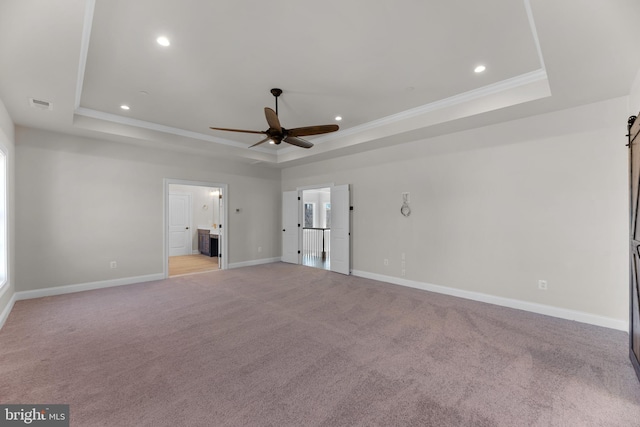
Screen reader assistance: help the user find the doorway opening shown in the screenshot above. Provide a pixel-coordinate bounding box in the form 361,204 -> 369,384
164,179 -> 228,278
301,187 -> 331,270
282,184 -> 350,275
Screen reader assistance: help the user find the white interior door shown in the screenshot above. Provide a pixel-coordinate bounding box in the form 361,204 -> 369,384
169,193 -> 191,256
282,190 -> 299,264
330,184 -> 350,275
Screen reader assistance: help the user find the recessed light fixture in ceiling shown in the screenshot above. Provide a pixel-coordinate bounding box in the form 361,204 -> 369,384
157,36 -> 170,47
120,105 -> 130,110
474,65 -> 486,73
335,116 -> 342,121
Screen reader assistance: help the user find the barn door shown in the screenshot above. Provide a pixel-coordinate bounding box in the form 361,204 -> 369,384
628,114 -> 640,382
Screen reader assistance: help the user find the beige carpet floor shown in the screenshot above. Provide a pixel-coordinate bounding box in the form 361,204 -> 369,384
1,263 -> 639,426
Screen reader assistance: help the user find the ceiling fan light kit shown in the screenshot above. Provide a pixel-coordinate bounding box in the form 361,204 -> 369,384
209,88 -> 339,149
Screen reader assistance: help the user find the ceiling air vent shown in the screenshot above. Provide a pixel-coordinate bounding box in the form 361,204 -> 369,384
28,97 -> 53,110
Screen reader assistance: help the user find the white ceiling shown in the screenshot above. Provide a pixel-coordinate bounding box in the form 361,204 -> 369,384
1,0 -> 639,167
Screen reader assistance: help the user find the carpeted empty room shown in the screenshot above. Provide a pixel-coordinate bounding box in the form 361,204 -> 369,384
1,263 -> 639,426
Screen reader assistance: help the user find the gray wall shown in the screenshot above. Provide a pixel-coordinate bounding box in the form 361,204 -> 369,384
4,71 -> 640,326
282,97 -> 629,323
15,127 -> 281,291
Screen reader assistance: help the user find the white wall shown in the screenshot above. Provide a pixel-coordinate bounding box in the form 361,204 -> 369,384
6,84 -> 639,328
15,127 -> 281,291
282,97 -> 629,325
0,98 -> 15,323
630,67 -> 640,115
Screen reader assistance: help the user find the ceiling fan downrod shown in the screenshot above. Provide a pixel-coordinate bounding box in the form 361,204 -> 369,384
270,88 -> 282,116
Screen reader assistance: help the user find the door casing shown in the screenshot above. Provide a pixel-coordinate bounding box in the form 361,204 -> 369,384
163,179 -> 229,277
282,183 -> 351,275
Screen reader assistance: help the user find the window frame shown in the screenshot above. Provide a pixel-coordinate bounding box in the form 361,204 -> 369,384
0,142 -> 7,294
304,202 -> 315,228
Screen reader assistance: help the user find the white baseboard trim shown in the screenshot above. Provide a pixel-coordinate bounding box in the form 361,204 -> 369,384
229,257 -> 281,269
14,273 -> 165,301
0,291 -> 17,330
192,250 -> 200,255
351,270 -> 627,332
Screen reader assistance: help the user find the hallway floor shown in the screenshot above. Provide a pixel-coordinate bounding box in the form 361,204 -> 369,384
169,254 -> 219,276
302,254 -> 330,271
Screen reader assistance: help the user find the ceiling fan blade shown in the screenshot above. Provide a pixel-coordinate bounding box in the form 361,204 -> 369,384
249,136 -> 271,148
264,107 -> 282,132
284,136 -> 313,149
287,124 -> 339,137
209,126 -> 265,135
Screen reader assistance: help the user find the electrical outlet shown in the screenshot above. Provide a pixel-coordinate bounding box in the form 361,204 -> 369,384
110,261 -> 117,269
384,259 -> 389,266
538,280 -> 547,290
401,261 -> 406,268
258,246 -> 262,252
401,269 -> 406,277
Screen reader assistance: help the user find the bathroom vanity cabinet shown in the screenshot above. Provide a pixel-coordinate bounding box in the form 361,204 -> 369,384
198,229 -> 218,257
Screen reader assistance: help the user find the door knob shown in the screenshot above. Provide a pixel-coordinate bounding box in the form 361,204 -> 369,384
283,229 -> 285,232
186,227 -> 189,230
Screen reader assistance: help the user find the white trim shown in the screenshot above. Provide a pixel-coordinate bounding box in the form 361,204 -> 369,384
2,267 -> 624,333
229,257 -> 281,269
164,179 -> 229,277
14,273 -> 164,301
75,107 -> 272,154
192,250 -> 200,255
524,0 -> 546,71
0,274 -> 164,331
0,280 -> 8,301
322,69 -> 547,141
0,291 -> 16,330
296,183 -> 335,191
278,68 -> 549,157
0,140 -> 8,292
351,270 -> 627,331
75,0 -> 96,109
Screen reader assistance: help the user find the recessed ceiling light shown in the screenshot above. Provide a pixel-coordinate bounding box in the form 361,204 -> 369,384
120,105 -> 130,110
335,116 -> 342,121
269,139 -> 275,144
157,36 -> 170,47
474,65 -> 486,73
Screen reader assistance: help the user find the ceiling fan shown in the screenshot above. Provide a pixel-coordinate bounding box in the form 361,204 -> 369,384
209,88 -> 339,149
